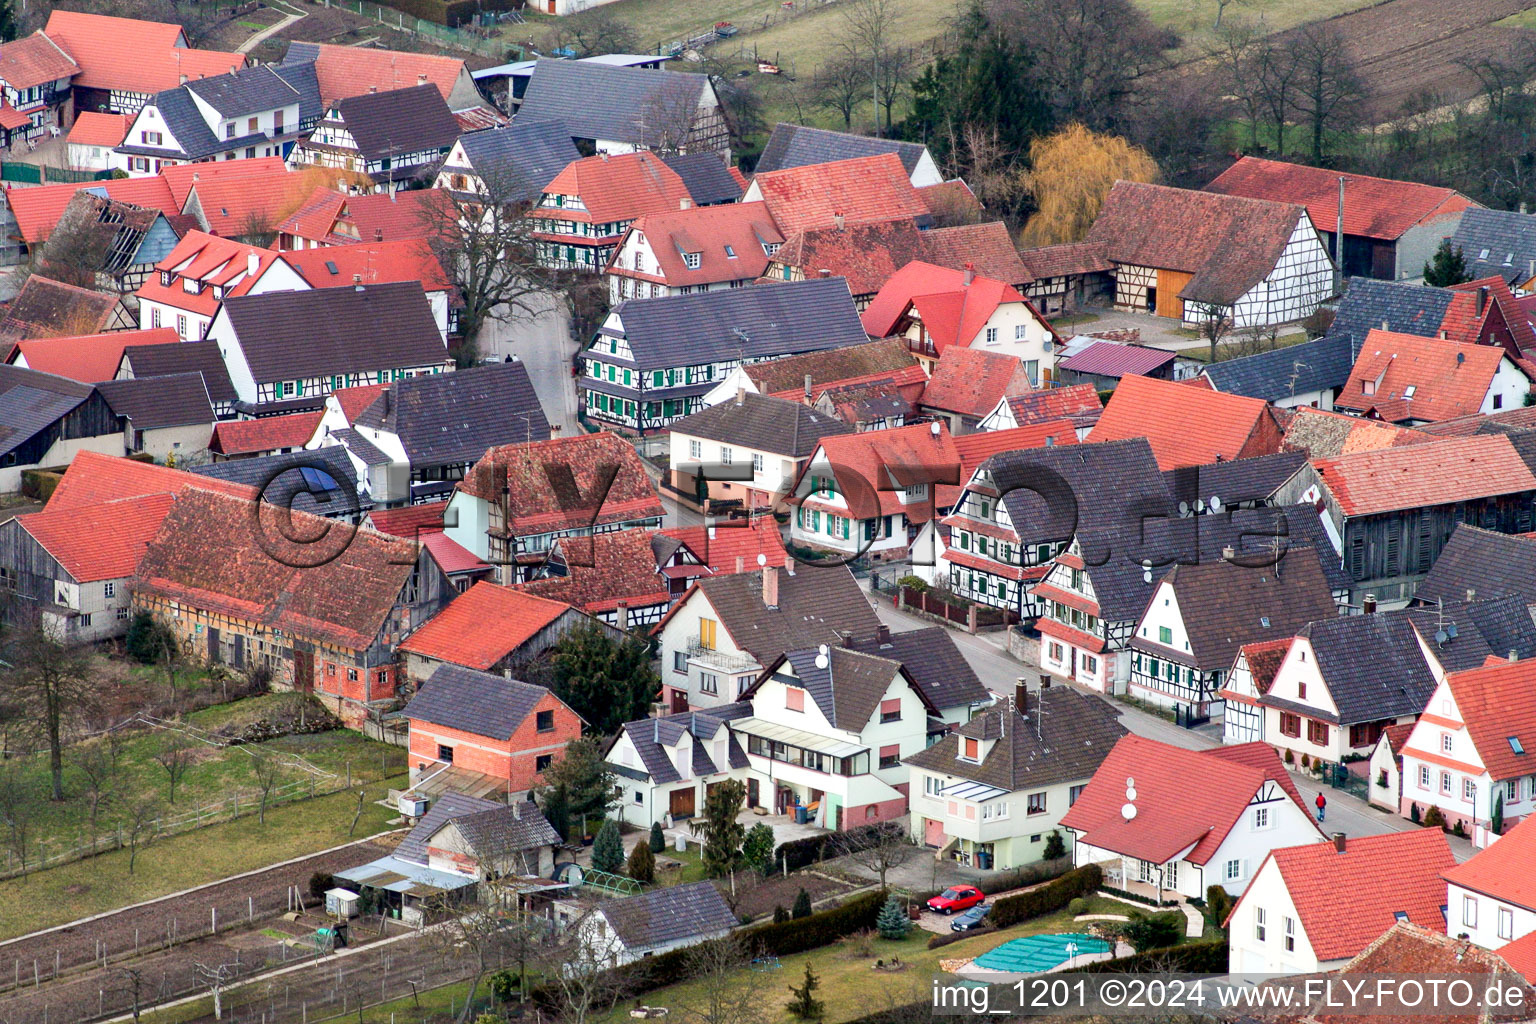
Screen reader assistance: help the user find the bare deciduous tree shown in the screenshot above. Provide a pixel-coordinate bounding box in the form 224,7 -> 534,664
545,5 -> 639,59
1207,19 -> 1267,153
4,619 -> 97,801
638,77 -> 706,156
154,732 -> 196,805
838,821 -> 916,891
121,795 -> 161,875
837,0 -> 905,135
1256,38 -> 1302,156
1189,301 -> 1236,362
811,56 -> 866,132
249,750 -> 284,826
676,937 -> 767,1024
1288,22 -> 1369,162
538,912 -> 628,1024
0,761 -> 39,873
74,739 -> 116,827
115,965 -> 148,1024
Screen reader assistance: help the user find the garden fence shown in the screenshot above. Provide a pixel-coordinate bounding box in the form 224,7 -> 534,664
316,0 -> 507,56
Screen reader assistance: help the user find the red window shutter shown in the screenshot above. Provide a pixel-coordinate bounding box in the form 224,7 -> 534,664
785,687 -> 804,712
879,744 -> 900,759
880,698 -> 901,718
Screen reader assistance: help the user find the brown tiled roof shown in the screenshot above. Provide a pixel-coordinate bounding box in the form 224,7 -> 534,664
844,626 -> 987,711
919,221 -> 1030,286
920,347 -> 1033,419
209,411 -> 323,456
1313,434 -> 1536,517
1002,384 -> 1103,430
743,338 -> 917,395
1015,241 -> 1114,280
513,529 -> 668,614
1087,181 -> 1306,306
1280,406 -> 1435,457
670,391 -> 851,458
772,219 -> 1027,296
614,202 -> 781,288
457,432 -> 663,537
750,153 -> 930,236
133,488 -> 414,651
1237,638 -> 1291,695
2,276 -> 120,339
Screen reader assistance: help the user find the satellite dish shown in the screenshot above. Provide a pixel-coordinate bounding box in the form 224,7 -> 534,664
1447,624 -> 1459,639
1194,498 -> 1206,513
930,420 -> 942,437
814,654 -> 829,670
1121,803 -> 1138,821
1210,496 -> 1223,513
1177,501 -> 1189,517
756,553 -> 767,567
1435,629 -> 1449,645
1141,559 -> 1152,584
818,643 -> 830,657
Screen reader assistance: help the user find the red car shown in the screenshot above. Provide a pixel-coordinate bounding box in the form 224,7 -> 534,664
927,885 -> 985,914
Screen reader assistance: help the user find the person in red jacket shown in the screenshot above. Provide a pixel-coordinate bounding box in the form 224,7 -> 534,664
1315,791 -> 1327,822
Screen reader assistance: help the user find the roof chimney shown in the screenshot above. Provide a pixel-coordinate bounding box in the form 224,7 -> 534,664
735,555 -> 744,573
417,72 -> 429,86
353,273 -> 363,284
192,172 -> 199,182
1222,545 -> 1236,561
762,566 -> 779,609
1478,285 -> 1490,316
374,228 -> 384,242
1333,832 -> 1346,854
1439,330 -> 1448,340
680,197 -> 692,210
735,385 -> 745,406
179,73 -> 188,86
1466,588 -> 1476,602
550,423 -> 561,436
963,262 -> 975,286
876,623 -> 890,644
1510,649 -> 1520,663
616,601 -> 629,632
1039,672 -> 1051,689
817,268 -> 830,278
1381,320 -> 1388,331
1363,594 -> 1377,615
247,251 -> 258,277
832,211 -> 844,231
368,85 -> 377,93
513,802 -> 522,820
804,373 -> 813,404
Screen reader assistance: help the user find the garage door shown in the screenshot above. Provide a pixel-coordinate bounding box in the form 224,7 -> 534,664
924,817 -> 947,848
1155,269 -> 1193,320
669,787 -> 696,819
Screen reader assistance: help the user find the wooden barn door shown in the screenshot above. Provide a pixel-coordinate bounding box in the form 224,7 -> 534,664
1155,270 -> 1194,320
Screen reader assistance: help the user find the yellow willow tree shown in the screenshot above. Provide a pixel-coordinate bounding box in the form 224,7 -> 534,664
1020,124 -> 1160,247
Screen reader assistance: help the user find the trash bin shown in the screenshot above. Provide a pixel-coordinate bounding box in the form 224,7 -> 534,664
977,851 -> 992,869
794,804 -> 808,825
674,833 -> 687,852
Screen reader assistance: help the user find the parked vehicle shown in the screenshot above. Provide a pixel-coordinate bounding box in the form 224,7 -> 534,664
950,903 -> 991,932
714,21 -> 739,36
927,885 -> 985,915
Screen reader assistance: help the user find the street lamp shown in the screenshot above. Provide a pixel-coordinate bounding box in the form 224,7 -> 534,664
1064,941 -> 1079,968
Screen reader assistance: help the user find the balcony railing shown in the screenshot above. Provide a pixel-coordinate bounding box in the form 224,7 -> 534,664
686,637 -> 759,673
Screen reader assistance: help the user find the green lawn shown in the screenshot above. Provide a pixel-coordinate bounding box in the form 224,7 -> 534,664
0,775 -> 407,940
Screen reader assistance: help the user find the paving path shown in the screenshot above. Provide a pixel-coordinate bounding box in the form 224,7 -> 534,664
237,2 -> 307,54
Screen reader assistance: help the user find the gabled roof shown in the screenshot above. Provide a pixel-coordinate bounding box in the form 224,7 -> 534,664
6,178 -> 176,245
283,41 -> 468,106
1437,658 -> 1536,784
48,450 -> 254,509
514,529 -> 669,614
17,493 -> 176,583
219,282 -> 445,386
1451,207 -> 1536,284
441,802 -> 562,859
597,880 -> 736,950
1231,638 -> 1292,697
160,157 -> 289,208
1087,181 -> 1308,306
802,419 -> 965,520
1091,374 -> 1279,469
366,503 -> 443,540
120,339 -> 237,409
998,383 -> 1103,431
748,153 -> 930,236
1015,241 -> 1114,281
137,231 -> 291,317
10,328 -> 177,383
189,447 -> 366,519
771,219 -> 1027,295
1330,276 -> 1457,344
672,391 -> 850,459
742,338 -> 917,396
40,192 -> 164,279
404,662 -> 569,739
1164,450 -> 1309,511
516,60 -> 709,150
663,151 -> 744,206
920,347 -> 1033,419
457,431 -> 663,535
66,111 -> 131,149
1060,735 -> 1313,865
540,150 -> 691,225
1239,830 -> 1455,961
611,276 -> 868,371
1201,333 -> 1359,402
395,792 -> 502,863
141,66 -> 304,161
1335,329 -> 1512,423
449,118 -> 579,203
1417,524 -> 1536,609
1203,157 -> 1475,242
843,625 -> 987,711
755,645 -> 936,730
1279,612 -> 1438,725
0,31 -> 78,91
609,703 -> 752,785
1416,405 -> 1536,437
285,239 -> 452,295
209,412 -> 322,458
133,487 -> 413,651
96,372 -> 213,430
1443,813 -> 1536,912
860,260 -> 1036,354
905,687 -> 1126,791
44,11 -> 242,95
1058,341 -> 1177,379
1447,275 -> 1536,352
1280,405 -> 1434,458
353,362 -> 549,467
335,84 -> 460,164
614,202 -> 781,287
756,123 -> 929,178
184,169 -> 350,239
2,276 -> 122,339
1314,433 -> 1536,516
656,517 -> 788,575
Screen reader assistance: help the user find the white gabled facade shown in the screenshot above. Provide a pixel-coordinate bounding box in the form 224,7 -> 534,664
1227,854 -> 1332,975
1225,214 -> 1336,329
653,583 -> 765,714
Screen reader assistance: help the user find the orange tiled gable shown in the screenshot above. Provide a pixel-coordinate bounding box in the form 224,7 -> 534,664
286,239 -> 452,294
1313,433 -> 1536,517
398,581 -> 573,670
0,31 -> 78,91
1444,813 -> 1536,913
749,153 -> 930,236
44,11 -> 242,94
659,518 -> 788,573
209,412 -> 324,457
1336,328 -> 1513,423
1090,374 -> 1280,469
1439,658 -> 1536,782
65,111 -> 130,149
861,260 -> 1044,356
7,177 -> 176,245
10,328 -> 177,383
301,42 -> 466,106
136,231 -> 291,318
613,202 -> 781,286
1445,276 -> 1536,353
539,151 -> 692,226
49,451 -> 254,510
921,347 -> 1033,419
19,493 -> 176,583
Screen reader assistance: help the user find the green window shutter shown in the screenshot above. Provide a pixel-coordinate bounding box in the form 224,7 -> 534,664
812,510 -> 820,531
960,532 -> 969,551
841,517 -> 850,540
796,506 -> 804,528
654,371 -> 664,387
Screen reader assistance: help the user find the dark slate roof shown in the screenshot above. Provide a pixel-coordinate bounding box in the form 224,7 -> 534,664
1401,595 -> 1536,674
185,63 -> 302,118
329,426 -> 391,466
1275,609 -> 1445,724
0,364 -> 95,457
120,339 -> 237,407
219,282 -> 445,385
1450,207 -> 1536,286
989,437 -> 1170,554
397,792 -> 503,864
1416,524 -> 1536,609
338,84 -> 460,162
271,60 -> 321,126
1201,333 -> 1360,402
689,565 -> 880,666
445,803 -> 562,856
663,151 -> 744,206
845,626 -> 988,712
402,664 -> 550,741
190,447 -> 366,518
352,362 -> 549,467
517,60 -> 707,148
1330,277 -> 1454,344
609,702 -> 752,785
611,276 -> 867,371
669,391 -> 850,458
1163,450 -> 1310,511
96,372 -> 213,429
755,123 -> 927,177
905,688 -> 1127,792
770,646 -> 921,730
134,86 -> 267,160
454,118 -> 579,203
597,880 -> 736,950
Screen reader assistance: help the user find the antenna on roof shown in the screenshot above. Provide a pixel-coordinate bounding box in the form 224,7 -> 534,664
1121,776 -> 1138,822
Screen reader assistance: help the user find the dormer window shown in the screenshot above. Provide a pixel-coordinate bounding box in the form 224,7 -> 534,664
762,241 -> 780,256
1363,379 -> 1376,395
182,277 -> 201,294
724,245 -> 737,259
159,270 -> 171,286
960,737 -> 979,762
683,252 -> 701,270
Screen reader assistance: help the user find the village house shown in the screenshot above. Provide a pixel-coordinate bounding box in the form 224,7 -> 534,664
209,411 -> 323,461
654,518 -> 788,579
1225,829 -> 1456,974
402,665 -> 583,798
1399,656 -> 1536,845
42,11 -> 243,115
6,176 -> 178,257
606,702 -> 753,827
1162,449 -> 1313,521
582,276 -> 869,433
1,275 -> 135,339
665,391 -> 851,513
1061,735 -> 1324,900
653,564 -> 879,714
116,338 -> 238,420
1415,524 -> 1536,619
568,882 -> 737,968
918,347 -> 1035,436
1127,556 -> 1339,719
137,231 -> 309,342
1333,330 -> 1530,424
280,41 -> 482,112
189,447 -> 371,522
442,432 -> 664,584
1220,638 -> 1292,746
6,328 -> 177,383
1450,207 -> 1536,290
754,123 -> 943,186
744,154 -> 932,238
906,686 -> 1127,870
1014,242 -> 1116,316
1091,374 -> 1285,470
605,202 -> 782,304
1086,180 -> 1334,328
274,187 -> 442,250
1366,722 -> 1417,812
1053,339 -> 1179,392
1199,333 -> 1359,410
0,31 -> 79,145
514,59 -> 730,158
510,529 -> 675,629
528,151 -> 693,273
432,118 -> 580,206
1278,405 -> 1434,458
1204,157 -> 1477,282
42,191 -> 186,294
0,364 -> 125,493
843,625 -> 991,727
113,62 -> 318,176
95,373 -> 214,462
205,282 -> 451,411
1330,275 -> 1536,361
287,84 -> 460,194
131,488 -> 454,727
1444,815 -> 1536,951
977,383 -> 1103,438
65,111 -> 129,171
702,338 -> 920,407
284,240 -> 457,343
860,261 -> 1058,378
810,373 -> 928,433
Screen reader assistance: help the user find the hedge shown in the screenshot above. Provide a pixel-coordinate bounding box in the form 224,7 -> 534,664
989,863 -> 1101,929
374,0 -> 517,27
1065,938 -> 1229,974
1099,884 -> 1178,907
20,469 -> 61,502
774,822 -> 891,872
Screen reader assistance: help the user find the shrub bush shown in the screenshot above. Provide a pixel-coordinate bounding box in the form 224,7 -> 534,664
1423,805 -> 1447,830
1067,897 -> 1088,916
926,923 -> 994,949
897,575 -> 928,593
20,469 -> 61,502
775,823 -> 898,873
1122,911 -> 1185,952
989,863 -> 1101,929
1098,884 -> 1176,907
1066,939 -> 1229,974
308,871 -> 334,901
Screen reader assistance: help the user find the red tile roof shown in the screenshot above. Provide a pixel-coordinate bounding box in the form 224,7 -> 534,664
750,153 -> 930,236
1448,276 -> 1536,353
1440,658 -> 1536,783
19,493 -> 175,583
1015,241 -> 1114,281
420,531 -> 489,576
65,111 -> 130,149
9,328 -> 178,382
538,151 -> 692,227
458,432 -> 664,537
399,580 -> 573,670
800,420 -> 964,521
770,219 -> 1029,295
514,529 -> 670,614
332,383 -> 390,423
1231,638 -> 1292,699
303,43 -> 468,106
276,187 -> 446,246
1314,434 -> 1536,517
956,422 -> 1078,464
209,412 -> 324,457
1060,735 -> 1316,865
1002,383 -> 1103,430
659,517 -> 787,574
1381,720 -> 1415,754
187,170 -> 348,239
1280,405 -> 1436,457
136,231 -> 292,318
920,347 -> 1033,419
49,451 -> 254,509
861,260 -> 1043,356
159,158 -> 288,208
1444,813 -> 1536,912
7,177 -> 176,244
0,31 -> 78,91
916,178 -> 983,222
1238,830 -> 1455,961
1497,929 -> 1536,984
1336,329 -> 1512,423
1091,374 -> 1280,469
611,202 -> 782,287
44,11 -> 242,94
366,504 -> 444,539
285,239 -> 452,294
1416,405 -> 1536,437
1204,156 -> 1476,242
767,364 -> 928,405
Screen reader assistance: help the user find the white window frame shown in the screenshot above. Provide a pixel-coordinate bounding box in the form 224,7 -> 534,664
1253,806 -> 1270,830
1499,906 -> 1514,940
1255,907 -> 1266,942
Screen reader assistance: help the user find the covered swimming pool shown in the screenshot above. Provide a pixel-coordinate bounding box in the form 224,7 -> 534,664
971,933 -> 1111,973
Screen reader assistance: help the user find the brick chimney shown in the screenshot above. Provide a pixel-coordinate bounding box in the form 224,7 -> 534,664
804,373 -> 813,404
1478,285 -> 1490,316
876,623 -> 890,644
735,555 -> 744,574
1363,595 -> 1377,615
832,211 -> 844,231
1333,832 -> 1346,854
963,262 -> 975,286
817,268 -> 830,278
616,601 -> 630,631
762,566 -> 779,609
417,73 -> 429,86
